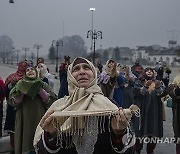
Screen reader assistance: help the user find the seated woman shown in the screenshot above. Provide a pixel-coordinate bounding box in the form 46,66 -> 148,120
33,57 -> 137,154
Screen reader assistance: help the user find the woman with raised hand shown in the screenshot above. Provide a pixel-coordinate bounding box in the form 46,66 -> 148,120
33,57 -> 138,154
9,66 -> 57,154
133,67 -> 165,154
98,59 -> 125,107
37,63 -> 55,92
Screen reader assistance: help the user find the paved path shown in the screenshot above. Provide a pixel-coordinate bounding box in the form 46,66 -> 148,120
0,64 -> 178,154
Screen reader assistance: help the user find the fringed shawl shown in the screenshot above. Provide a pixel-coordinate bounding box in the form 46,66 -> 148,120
34,57 -> 119,148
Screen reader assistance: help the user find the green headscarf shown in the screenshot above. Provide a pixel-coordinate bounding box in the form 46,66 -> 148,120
16,67 -> 44,99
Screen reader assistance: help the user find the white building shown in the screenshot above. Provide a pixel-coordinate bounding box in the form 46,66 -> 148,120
132,46 -> 179,66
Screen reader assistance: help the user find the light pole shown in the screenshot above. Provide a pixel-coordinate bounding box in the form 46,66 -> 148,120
89,8 -> 95,52
22,47 -> 29,60
87,30 -> 102,65
51,40 -> 63,73
34,44 -> 42,60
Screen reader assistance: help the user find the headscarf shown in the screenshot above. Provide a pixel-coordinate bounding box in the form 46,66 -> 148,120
37,57 -> 44,65
139,67 -> 155,81
5,61 -> 28,85
105,59 -> 115,74
34,57 -> 119,147
14,66 -> 44,99
172,70 -> 180,87
36,63 -> 50,79
0,76 -> 5,101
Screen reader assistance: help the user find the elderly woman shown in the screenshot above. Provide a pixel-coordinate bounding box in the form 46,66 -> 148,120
33,57 -> 136,154
9,66 -> 57,154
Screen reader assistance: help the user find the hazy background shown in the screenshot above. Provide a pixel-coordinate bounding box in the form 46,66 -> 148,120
0,0 -> 180,56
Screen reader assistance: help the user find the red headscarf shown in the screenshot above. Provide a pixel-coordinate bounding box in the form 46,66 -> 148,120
0,76 -> 5,101
5,61 -> 28,85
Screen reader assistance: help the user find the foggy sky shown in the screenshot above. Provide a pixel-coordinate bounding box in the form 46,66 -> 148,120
0,0 -> 180,56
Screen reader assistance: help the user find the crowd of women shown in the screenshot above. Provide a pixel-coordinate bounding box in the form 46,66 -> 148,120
0,56 -> 179,154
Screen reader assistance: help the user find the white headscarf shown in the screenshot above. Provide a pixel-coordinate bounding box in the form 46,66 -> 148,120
37,63 -> 50,78
34,58 -> 119,148
172,71 -> 180,87
37,63 -> 54,91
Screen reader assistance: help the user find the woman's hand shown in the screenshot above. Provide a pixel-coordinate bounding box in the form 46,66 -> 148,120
144,80 -> 153,88
111,108 -> 128,134
40,110 -> 57,137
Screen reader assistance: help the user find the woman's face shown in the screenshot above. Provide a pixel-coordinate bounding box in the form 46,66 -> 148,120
37,63 -> 44,71
145,69 -> 154,77
26,67 -> 36,79
72,63 -> 94,88
108,61 -> 116,69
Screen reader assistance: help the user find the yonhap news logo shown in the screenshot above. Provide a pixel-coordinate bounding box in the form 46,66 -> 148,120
136,137 -> 180,144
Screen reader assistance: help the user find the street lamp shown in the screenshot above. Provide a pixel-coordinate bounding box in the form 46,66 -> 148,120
51,40 -> 63,73
87,30 -> 102,65
9,0 -> 14,3
22,47 -> 29,60
89,8 -> 95,52
34,44 -> 42,60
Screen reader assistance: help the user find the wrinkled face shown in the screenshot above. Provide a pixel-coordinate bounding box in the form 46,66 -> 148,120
26,67 -> 36,79
145,69 -> 154,77
72,63 -> 94,88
